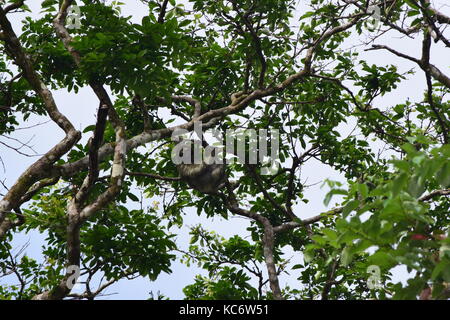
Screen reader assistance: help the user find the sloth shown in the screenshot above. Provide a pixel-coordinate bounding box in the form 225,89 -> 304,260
173,139 -> 226,194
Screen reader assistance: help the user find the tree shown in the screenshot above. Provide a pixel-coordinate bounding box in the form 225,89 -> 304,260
0,0 -> 449,300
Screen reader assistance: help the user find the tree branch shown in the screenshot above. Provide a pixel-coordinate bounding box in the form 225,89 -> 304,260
0,6 -> 80,238
4,0 -> 26,13
419,188 -> 450,201
157,0 -> 170,24
368,44 -> 450,90
31,0 -> 129,299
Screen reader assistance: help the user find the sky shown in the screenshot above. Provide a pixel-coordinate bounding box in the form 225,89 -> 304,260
0,0 -> 449,299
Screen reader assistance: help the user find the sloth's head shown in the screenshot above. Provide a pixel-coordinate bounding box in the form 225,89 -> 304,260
173,139 -> 226,194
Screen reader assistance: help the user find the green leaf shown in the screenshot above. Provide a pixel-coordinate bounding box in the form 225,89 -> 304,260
83,125 -> 96,133
342,200 -> 359,217
392,173 -> 408,197
358,183 -> 369,199
340,246 -> 353,267
127,193 -> 140,202
367,251 -> 395,268
436,162 -> 450,188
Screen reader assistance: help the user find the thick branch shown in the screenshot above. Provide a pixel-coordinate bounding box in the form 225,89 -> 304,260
321,258 -> 339,300
431,8 -> 450,25
52,0 -> 128,220
4,0 -> 25,13
53,16 -> 363,180
87,103 -> 109,186
273,207 -> 344,234
275,186 -> 450,234
3,11 -> 363,243
421,30 -> 449,143
157,0 -> 170,24
18,177 -> 60,206
0,7 -> 80,236
369,44 -> 450,89
419,188 -> 450,201
222,181 -> 283,299
157,95 -> 202,119
226,202 -> 283,300
30,1 -> 129,299
415,0 -> 450,47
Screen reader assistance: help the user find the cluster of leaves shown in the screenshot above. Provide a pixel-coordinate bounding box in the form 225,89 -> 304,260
182,227 -> 265,299
311,141 -> 450,299
0,58 -> 46,134
0,185 -> 176,298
